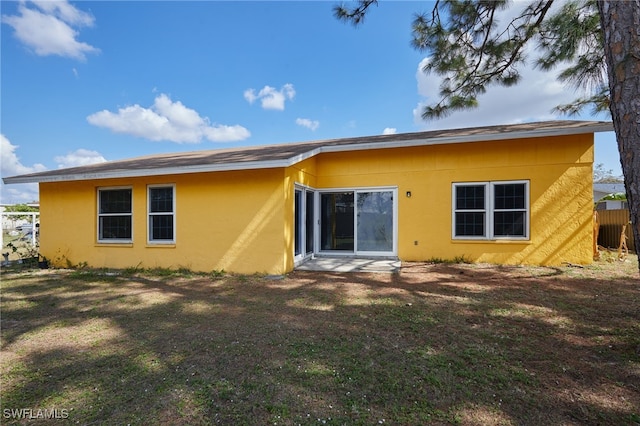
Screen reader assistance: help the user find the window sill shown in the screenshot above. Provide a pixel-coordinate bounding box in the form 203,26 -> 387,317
451,239 -> 531,244
145,243 -> 176,248
96,242 -> 133,248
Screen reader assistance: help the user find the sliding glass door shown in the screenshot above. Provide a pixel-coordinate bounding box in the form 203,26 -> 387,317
320,188 -> 396,256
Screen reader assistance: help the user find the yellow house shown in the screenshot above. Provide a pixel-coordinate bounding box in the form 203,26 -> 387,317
3,120 -> 613,274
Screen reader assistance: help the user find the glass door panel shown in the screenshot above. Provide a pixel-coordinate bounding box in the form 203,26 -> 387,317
356,191 -> 393,252
294,189 -> 302,257
305,191 -> 314,255
295,188 -> 315,259
320,192 -> 354,251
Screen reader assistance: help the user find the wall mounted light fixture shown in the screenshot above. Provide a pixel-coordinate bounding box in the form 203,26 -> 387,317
406,191 -> 412,198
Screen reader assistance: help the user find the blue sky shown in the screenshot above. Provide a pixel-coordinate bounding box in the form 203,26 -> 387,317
1,0 -> 621,204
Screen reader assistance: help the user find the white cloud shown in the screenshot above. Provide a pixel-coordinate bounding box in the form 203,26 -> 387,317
413,54 -> 580,130
0,135 -> 47,177
30,0 -> 95,26
382,127 -> 397,135
55,149 -> 106,169
0,134 -> 46,204
243,89 -> 258,104
87,94 -> 251,143
203,125 -> 252,142
2,0 -> 99,61
244,84 -> 296,110
296,118 -> 319,131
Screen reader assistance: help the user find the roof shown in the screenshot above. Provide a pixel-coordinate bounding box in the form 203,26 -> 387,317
3,120 -> 613,184
594,183 -> 626,195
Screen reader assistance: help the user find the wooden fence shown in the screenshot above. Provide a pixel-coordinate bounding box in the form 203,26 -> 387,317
597,209 -> 635,252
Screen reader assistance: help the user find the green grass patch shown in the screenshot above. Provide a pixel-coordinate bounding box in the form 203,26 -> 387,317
1,258 -> 638,425
424,255 -> 472,264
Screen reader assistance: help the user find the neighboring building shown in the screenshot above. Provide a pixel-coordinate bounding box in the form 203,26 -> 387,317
2,120 -> 613,274
1,203 -> 40,232
594,183 -> 627,210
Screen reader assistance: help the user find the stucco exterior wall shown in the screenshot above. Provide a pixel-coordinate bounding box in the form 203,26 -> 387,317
38,133 -> 594,274
39,168 -> 288,274
310,134 -> 594,266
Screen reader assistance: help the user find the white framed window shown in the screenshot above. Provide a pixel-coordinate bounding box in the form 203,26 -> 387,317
98,187 -> 132,243
148,184 -> 175,244
452,180 -> 529,240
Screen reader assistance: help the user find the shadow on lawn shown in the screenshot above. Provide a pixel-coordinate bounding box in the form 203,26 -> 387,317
1,265 -> 639,425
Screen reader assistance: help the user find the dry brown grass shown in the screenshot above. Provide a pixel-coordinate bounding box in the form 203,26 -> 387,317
1,257 -> 638,425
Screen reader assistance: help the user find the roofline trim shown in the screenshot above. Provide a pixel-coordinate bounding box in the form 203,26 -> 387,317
2,159 -> 293,184
3,121 -> 614,184
317,122 -> 614,154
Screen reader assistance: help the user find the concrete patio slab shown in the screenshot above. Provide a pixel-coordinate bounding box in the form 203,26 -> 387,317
295,257 -> 401,273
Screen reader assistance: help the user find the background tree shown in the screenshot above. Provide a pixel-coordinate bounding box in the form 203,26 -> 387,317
3,203 -> 39,222
593,163 -> 623,184
335,0 -> 640,269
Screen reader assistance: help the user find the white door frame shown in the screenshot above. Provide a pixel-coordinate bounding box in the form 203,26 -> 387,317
294,184 -> 316,264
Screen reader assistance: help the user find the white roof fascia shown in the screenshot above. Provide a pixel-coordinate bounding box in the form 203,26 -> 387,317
270,122 -> 614,167
316,122 -> 615,155
3,122 -> 613,184
3,159 -> 293,184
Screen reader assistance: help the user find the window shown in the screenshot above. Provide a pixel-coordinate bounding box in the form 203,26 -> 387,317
98,187 -> 132,242
454,184 -> 486,237
493,183 -> 527,237
453,181 -> 529,239
148,185 -> 175,243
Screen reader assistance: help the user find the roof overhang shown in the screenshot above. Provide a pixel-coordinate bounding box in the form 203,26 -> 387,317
3,121 -> 614,184
3,159 -> 294,184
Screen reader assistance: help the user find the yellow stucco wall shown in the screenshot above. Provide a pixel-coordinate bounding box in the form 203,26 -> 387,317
39,168 -> 288,274
39,133 -> 594,274
310,134 -> 594,266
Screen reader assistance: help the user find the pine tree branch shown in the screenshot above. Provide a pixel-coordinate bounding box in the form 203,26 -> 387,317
422,0 -> 556,119
333,0 -> 378,26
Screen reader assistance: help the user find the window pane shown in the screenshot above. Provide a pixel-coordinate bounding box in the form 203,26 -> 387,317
100,216 -> 132,239
494,211 -> 525,237
150,187 -> 173,213
150,215 -> 174,240
455,212 -> 485,236
320,193 -> 354,251
357,191 -> 393,252
456,185 -> 485,210
100,189 -> 131,214
305,191 -> 314,255
294,190 -> 301,256
494,183 -> 525,210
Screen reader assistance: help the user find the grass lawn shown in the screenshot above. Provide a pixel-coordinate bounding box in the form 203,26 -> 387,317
1,257 -> 639,425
